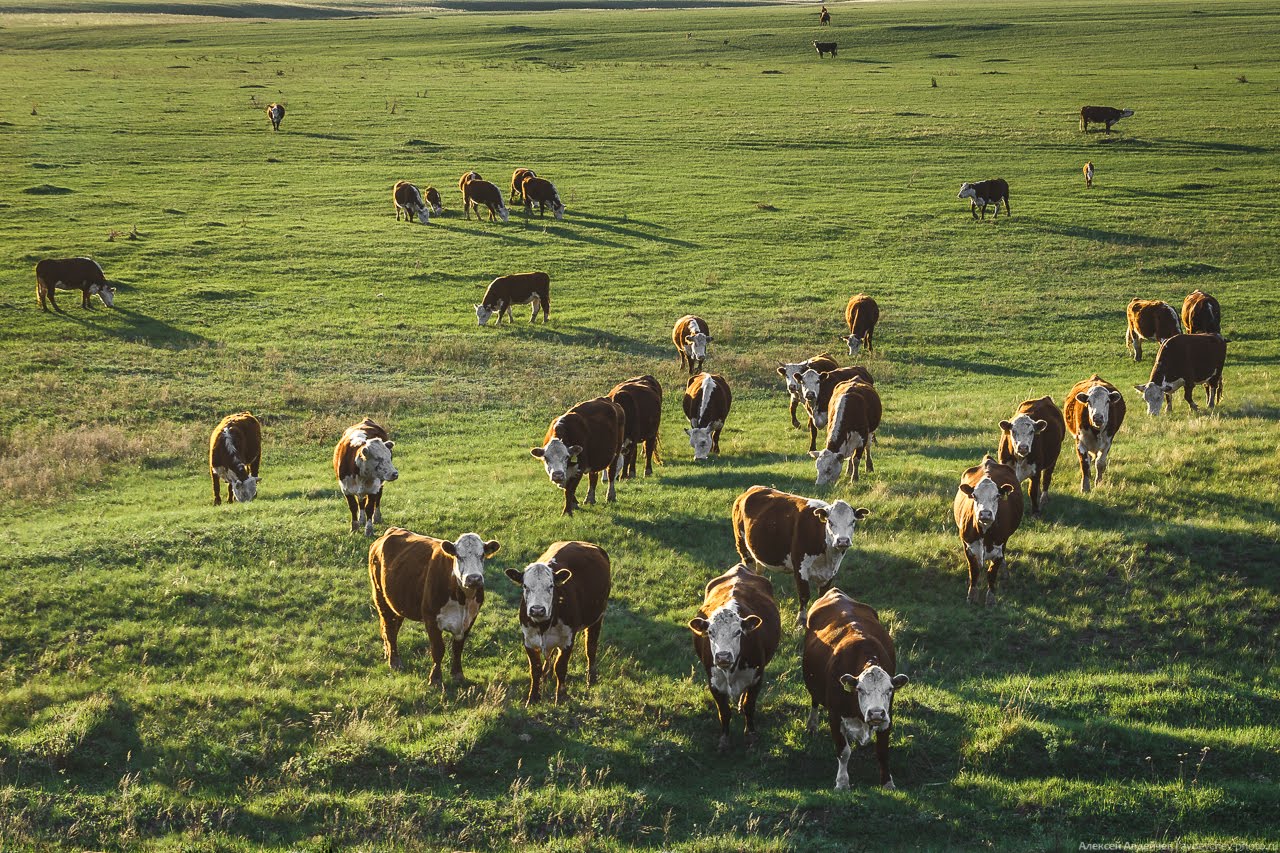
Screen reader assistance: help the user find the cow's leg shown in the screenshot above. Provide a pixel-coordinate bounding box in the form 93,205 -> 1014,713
790,396 -> 802,429
866,329 -> 873,354
212,472 -> 222,506
809,420 -> 818,453
846,455 -> 857,483
733,517 -> 753,569
793,575 -> 812,628
864,439 -> 874,473
81,289 -> 91,309
1076,441 -> 1092,493
585,619 -> 602,686
965,540 -> 983,604
830,715 -> 852,790
986,542 -> 1003,606
585,471 -> 598,505
373,589 -> 403,671
1028,471 -> 1042,515
425,622 -> 446,685
450,631 -> 468,682
710,686 -> 733,751
1094,436 -> 1113,486
1184,383 -> 1198,411
875,728 -> 895,789
1041,466 -> 1054,509
227,480 -> 236,504
362,495 -> 376,537
1133,334 -> 1143,362
807,701 -> 821,735
523,645 -> 543,705
606,456 -> 618,502
1163,391 -> 1173,413
530,301 -> 539,322
742,678 -> 762,747
346,493 -> 361,532
1125,327 -> 1135,360
643,438 -> 655,477
563,476 -> 580,516
371,485 -> 384,524
553,642 -> 573,704
712,426 -> 723,456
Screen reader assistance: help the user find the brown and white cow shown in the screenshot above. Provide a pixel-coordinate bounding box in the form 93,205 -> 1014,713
1125,298 -> 1182,361
1134,333 -> 1227,415
802,588 -> 908,790
393,181 -> 432,224
1063,374 -> 1125,492
777,353 -> 839,429
368,528 -> 501,683
1181,289 -> 1221,335
35,258 -> 116,312
463,177 -> 509,223
732,485 -> 870,627
811,379 -> 880,486
1083,161 -> 1094,188
423,186 -> 443,215
957,178 -> 1010,220
475,271 -> 550,326
1080,105 -> 1133,133
798,365 -> 874,452
266,102 -> 285,131
683,372 -> 732,461
608,375 -> 662,478
842,294 -> 879,357
510,168 -> 536,203
673,315 -> 712,375
531,397 -> 625,516
458,171 -> 482,192
689,563 -> 781,750
521,175 -> 565,220
334,418 -> 399,536
506,541 -> 611,705
996,395 -> 1065,515
953,455 -> 1024,605
209,412 -> 261,505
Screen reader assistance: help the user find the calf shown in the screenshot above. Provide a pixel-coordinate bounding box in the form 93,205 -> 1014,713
393,181 -> 431,224
673,315 -> 713,375
368,528 -> 501,683
814,41 -> 837,58
1125,298 -> 1181,361
1181,289 -> 1221,335
209,412 -> 261,505
463,178 -> 509,222
1080,105 -> 1134,133
458,170 -> 482,192
531,397 -> 625,516
802,588 -> 908,790
811,379 -> 880,486
996,395 -> 1065,515
423,186 -> 443,215
1063,374 -> 1126,492
689,564 -> 781,750
475,271 -> 550,326
1133,333 -> 1227,415
521,175 -> 565,220
608,375 -> 662,478
510,167 -> 536,203
842,294 -> 879,357
957,178 -> 1010,220
819,6 -> 830,25
798,365 -> 874,452
334,418 -> 399,536
34,257 -> 115,312
954,455 -> 1024,605
1083,161 -> 1094,188
266,102 -> 285,131
732,485 -> 870,627
506,541 -> 611,705
683,372 -> 732,461
778,353 -> 839,429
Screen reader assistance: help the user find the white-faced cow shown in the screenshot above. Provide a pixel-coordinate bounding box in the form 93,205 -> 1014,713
1063,374 -> 1126,493
35,258 -> 116,312
209,412 -> 261,506
1134,333 -> 1227,415
683,372 -> 732,461
510,168 -> 536,204
798,365 -> 874,452
673,315 -> 712,375
996,395 -> 1066,515
958,179 -> 1009,220
953,455 -> 1024,606
811,379 -> 881,486
608,375 -> 662,478
689,563 -> 781,750
842,294 -> 879,357
732,485 -> 870,628
463,177 -> 509,223
423,186 -> 443,215
393,181 -> 432,224
266,102 -> 285,131
475,271 -> 550,326
368,528 -> 501,683
506,541 -> 611,705
1181,289 -> 1221,335
778,353 -> 839,429
1080,105 -> 1133,133
1126,298 -> 1182,361
521,175 -> 564,220
531,397 -> 625,516
334,418 -> 399,536
802,588 -> 908,790
814,41 -> 837,58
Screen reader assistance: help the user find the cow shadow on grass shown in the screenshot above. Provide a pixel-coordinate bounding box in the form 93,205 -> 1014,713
519,324 -> 670,359
52,305 -> 210,349
653,450 -> 811,493
567,213 -> 700,249
426,221 -> 542,245
909,354 -> 1041,379
517,219 -> 627,249
1028,220 -> 1183,248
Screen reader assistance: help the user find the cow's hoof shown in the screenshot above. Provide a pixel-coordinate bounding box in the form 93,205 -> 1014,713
835,779 -> 851,791
985,591 -> 998,607
388,656 -> 403,672
364,525 -> 376,537
966,588 -> 981,605
744,731 -> 757,748
882,778 -> 897,791
587,670 -> 598,687
428,669 -> 443,686
718,735 -> 731,752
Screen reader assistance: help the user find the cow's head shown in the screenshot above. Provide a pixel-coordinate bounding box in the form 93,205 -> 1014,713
689,602 -> 763,670
441,532 -> 501,592
355,438 -> 398,483
1133,381 -> 1173,416
685,424 -> 719,461
684,329 -> 711,362
90,283 -> 117,307
230,474 -> 259,503
1075,385 -> 1121,430
496,200 -> 510,223
424,188 -> 444,214
839,659 -> 908,730
810,437 -> 864,486
551,192 -> 565,220
798,368 -> 824,409
998,414 -> 1047,459
958,475 -> 1014,532
474,303 -> 496,326
810,500 -> 869,552
1119,109 -> 1135,119
530,437 -> 581,487
777,362 -> 807,398
840,333 -> 863,356
505,560 -> 571,624
957,182 -> 977,201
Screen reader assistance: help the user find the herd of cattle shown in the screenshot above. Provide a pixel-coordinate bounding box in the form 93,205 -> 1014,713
389,168 -> 564,226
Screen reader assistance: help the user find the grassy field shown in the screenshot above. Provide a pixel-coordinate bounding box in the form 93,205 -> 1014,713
2,0 -> 1279,849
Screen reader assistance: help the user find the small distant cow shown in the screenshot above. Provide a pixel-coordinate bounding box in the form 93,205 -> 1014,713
689,563 -> 781,750
368,528 -> 501,683
463,177 -> 509,223
819,6 -> 831,25
423,186 -> 443,215
997,396 -> 1065,515
957,179 -> 1010,220
842,294 -> 879,357
521,175 -> 565,220
334,418 -> 399,536
608,375 -> 662,478
393,181 -> 432,224
35,258 -> 116,312
812,379 -> 880,486
673,315 -> 713,375
683,372 -> 732,461
1125,298 -> 1182,361
798,365 -> 874,452
1080,105 -> 1134,133
506,541 -> 611,705
1181,289 -> 1221,335
1133,333 -> 1227,415
814,41 -> 837,58
209,412 -> 261,505
531,397 -> 625,516
778,353 -> 839,429
475,271 -> 550,326
1063,375 -> 1125,493
954,455 -> 1024,605
510,168 -> 536,203
266,103 -> 285,131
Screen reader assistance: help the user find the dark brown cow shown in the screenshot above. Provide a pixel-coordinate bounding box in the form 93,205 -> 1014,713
35,257 -> 115,312
505,541 -> 611,705
689,564 -> 781,750
510,168 -> 536,203
458,170 -> 482,192
802,588 -> 908,790
475,271 -> 550,326
1181,289 -> 1221,335
209,412 -> 261,505
957,178 -> 1010,220
334,418 -> 399,536
1080,105 -> 1133,133
819,6 -> 830,25
798,365 -> 874,452
608,375 -> 662,478
842,294 -> 879,357
683,372 -> 732,461
732,485 -> 869,627
777,353 -> 839,429
1063,375 -> 1125,492
997,395 -> 1066,515
953,455 -> 1024,606
673,315 -> 712,375
520,175 -> 564,220
1125,298 -> 1182,361
1134,333 -> 1227,415
814,41 -> 837,57
530,397 -> 625,516
393,181 -> 432,224
463,178 -> 509,223
368,528 -> 501,683
423,186 -> 443,214
811,379 -> 880,486
266,102 -> 285,131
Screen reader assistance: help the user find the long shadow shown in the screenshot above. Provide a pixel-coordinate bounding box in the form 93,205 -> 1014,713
427,221 -> 541,245
518,219 -> 627,249
54,305 -> 210,349
293,131 -> 355,141
910,354 -> 1040,378
1028,220 -> 1183,248
568,213 -> 700,249
520,324 -> 669,359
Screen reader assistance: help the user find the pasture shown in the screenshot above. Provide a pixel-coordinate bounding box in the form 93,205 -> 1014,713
2,0 -> 1279,848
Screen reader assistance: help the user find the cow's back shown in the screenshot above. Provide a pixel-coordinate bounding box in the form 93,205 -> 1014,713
1155,333 -> 1227,384
845,295 -> 879,334
683,372 -> 730,425
36,257 -> 106,286
1182,290 -> 1221,334
369,527 -> 448,622
609,376 -> 662,440
803,589 -> 893,703
543,541 -> 611,627
834,379 -> 881,436
553,398 -> 624,472
334,418 -> 390,479
735,486 -> 807,563
210,412 -> 261,468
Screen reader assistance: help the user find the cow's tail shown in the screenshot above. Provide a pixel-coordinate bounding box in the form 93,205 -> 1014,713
541,286 -> 550,320
651,430 -> 663,467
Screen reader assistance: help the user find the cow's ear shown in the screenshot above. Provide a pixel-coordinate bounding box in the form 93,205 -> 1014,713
999,483 -> 1016,497
685,428 -> 693,436
483,540 -> 501,557
1033,419 -> 1048,434
1133,384 -> 1146,393
505,568 -> 524,585
1108,390 -> 1123,403
688,617 -> 709,636
776,365 -> 788,377
553,568 -> 573,586
384,441 -> 395,450
854,507 -> 871,519
809,450 -> 822,459
440,541 -> 458,557
998,420 -> 1013,432
530,447 -> 545,458
1075,392 -> 1090,404
891,674 -> 910,688
742,614 -> 763,633
812,506 -> 830,522
705,336 -> 713,342
959,483 -> 975,497
840,334 -> 853,342
568,445 -> 584,457
839,673 -> 858,693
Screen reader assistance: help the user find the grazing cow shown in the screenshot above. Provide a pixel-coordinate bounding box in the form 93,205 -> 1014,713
34,257 -> 115,312
530,397 -> 625,516
798,365 -> 874,452
510,168 -> 536,203
802,588 -> 908,790
842,294 -> 880,357
505,541 -> 611,705
673,315 -> 713,375
1083,161 -> 1094,188
1181,289 -> 1221,335
689,564 -> 782,750
732,485 -> 870,627
209,412 -> 261,506
458,171 -> 482,192
996,396 -> 1066,515
811,379 -> 881,486
1080,105 -> 1134,133
266,102 -> 285,131
608,375 -> 662,478
392,181 -> 431,224
423,186 -> 444,215
475,271 -> 550,326
1133,333 -> 1227,415
814,41 -> 837,58
368,528 -> 501,683
954,455 -> 1023,605
683,372 -> 732,461
957,179 -> 1010,220
334,418 -> 399,536
777,353 -> 839,429
521,175 -> 565,220
1063,375 -> 1125,493
819,6 -> 831,25
1125,298 -> 1182,361
463,178 -> 509,223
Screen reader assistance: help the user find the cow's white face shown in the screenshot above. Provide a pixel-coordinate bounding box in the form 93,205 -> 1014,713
1075,386 -> 1121,430
798,368 -> 823,407
413,203 -> 429,223
686,426 -> 716,461
958,475 -> 1011,531
999,414 -> 1046,459
689,602 -> 761,669
958,183 -> 977,201
685,331 -> 710,362
497,203 -> 510,223
842,334 -> 862,356
442,532 -> 500,591
530,437 -> 581,486
231,475 -> 259,503
507,561 -> 571,623
840,664 -> 907,730
1119,109 -> 1134,119
552,199 -> 565,220
777,363 -> 807,397
811,500 -> 868,552
809,441 -> 861,486
1134,381 -> 1174,416
475,304 -> 495,326
91,284 -> 117,307
356,439 -> 398,482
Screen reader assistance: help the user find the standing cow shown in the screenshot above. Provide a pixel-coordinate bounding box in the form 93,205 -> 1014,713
1080,106 -> 1134,133
1063,375 -> 1125,493
463,177 -> 509,222
954,455 -> 1024,606
35,258 -> 116,312
683,372 -> 732,461
814,41 -> 837,58
392,181 -> 432,224
266,102 -> 285,131
209,412 -> 261,505
811,379 -> 881,486
673,315 -> 713,375
1083,161 -> 1094,188
475,271 -> 550,326
798,365 -> 874,452
521,175 -> 565,220
608,375 -> 662,478
510,168 -> 536,203
1125,298 -> 1182,361
777,353 -> 839,429
996,395 -> 1065,515
1181,289 -> 1221,335
842,294 -> 879,357
334,418 -> 399,536
957,179 -> 1010,220
1133,333 -> 1227,415
530,397 -> 625,516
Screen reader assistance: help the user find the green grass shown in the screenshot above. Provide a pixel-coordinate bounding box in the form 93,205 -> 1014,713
2,0 -> 1279,849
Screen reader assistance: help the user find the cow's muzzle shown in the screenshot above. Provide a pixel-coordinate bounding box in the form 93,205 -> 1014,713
385,471 -> 399,482
528,605 -> 547,620
865,709 -> 888,727
714,653 -> 734,669
1016,444 -> 1032,457
977,511 -> 994,525
550,471 -> 565,485
462,575 -> 483,590
834,537 -> 851,549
